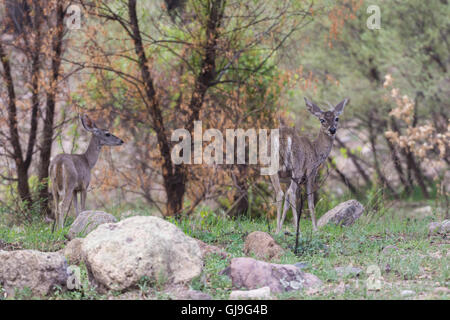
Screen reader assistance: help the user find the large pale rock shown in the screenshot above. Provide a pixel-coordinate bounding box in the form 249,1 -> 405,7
243,231 -> 284,261
0,250 -> 68,296
317,200 -> 364,228
230,257 -> 321,293
230,286 -> 271,300
81,216 -> 203,291
68,210 -> 117,240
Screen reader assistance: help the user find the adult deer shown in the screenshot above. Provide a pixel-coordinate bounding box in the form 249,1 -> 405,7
50,114 -> 124,230
270,97 -> 349,234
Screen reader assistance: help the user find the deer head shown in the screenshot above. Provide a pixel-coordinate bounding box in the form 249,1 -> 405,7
80,114 -> 124,146
304,97 -> 349,137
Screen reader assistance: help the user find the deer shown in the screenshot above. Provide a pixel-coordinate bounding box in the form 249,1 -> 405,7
270,97 -> 349,234
50,114 -> 124,231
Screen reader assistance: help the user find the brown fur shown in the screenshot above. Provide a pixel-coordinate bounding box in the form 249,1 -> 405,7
270,98 -> 348,233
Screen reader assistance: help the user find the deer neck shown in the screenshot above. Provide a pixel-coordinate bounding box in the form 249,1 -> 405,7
314,130 -> 334,164
84,135 -> 102,169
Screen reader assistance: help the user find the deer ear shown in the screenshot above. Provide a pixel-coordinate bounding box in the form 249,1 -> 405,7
334,98 -> 349,116
304,97 -> 323,118
80,114 -> 95,132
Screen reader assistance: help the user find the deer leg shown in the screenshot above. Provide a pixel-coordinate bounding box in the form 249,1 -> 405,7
281,180 -> 297,233
80,189 -> 87,212
270,174 -> 284,233
59,189 -> 74,230
73,191 -> 79,217
306,176 -> 318,231
52,186 -> 59,232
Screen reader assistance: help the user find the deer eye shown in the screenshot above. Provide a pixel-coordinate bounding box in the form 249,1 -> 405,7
335,117 -> 339,122
105,133 -> 111,137
320,119 -> 325,124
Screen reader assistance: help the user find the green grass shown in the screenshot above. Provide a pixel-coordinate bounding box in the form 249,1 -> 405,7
0,201 -> 448,300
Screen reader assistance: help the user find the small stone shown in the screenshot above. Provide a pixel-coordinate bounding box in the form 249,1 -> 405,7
294,262 -> 309,270
243,231 -> 284,261
334,266 -> 363,278
382,245 -> 399,254
428,222 -> 442,235
68,210 -> 117,240
317,200 -> 364,228
229,286 -> 271,300
187,289 -> 212,300
401,290 -> 415,297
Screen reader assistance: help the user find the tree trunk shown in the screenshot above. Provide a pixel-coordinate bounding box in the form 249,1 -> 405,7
38,2 -> 65,216
128,0 -> 186,216
0,42 -> 32,206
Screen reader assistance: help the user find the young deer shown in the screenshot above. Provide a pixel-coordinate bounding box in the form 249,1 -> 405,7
50,114 -> 124,230
270,97 -> 349,234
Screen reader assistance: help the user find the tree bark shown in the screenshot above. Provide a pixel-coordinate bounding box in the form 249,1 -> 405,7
0,42 -> 32,205
38,2 -> 65,215
128,0 -> 186,216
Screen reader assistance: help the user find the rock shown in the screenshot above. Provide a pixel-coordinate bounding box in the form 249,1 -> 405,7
428,220 -> 450,235
440,220 -> 450,234
62,238 -> 84,265
411,206 -> 433,219
401,290 -> 415,297
187,289 -> 213,300
195,239 -> 228,259
81,216 -> 203,291
68,210 -> 117,240
230,257 -> 322,293
0,250 -> 68,296
433,287 -> 450,294
243,231 -> 284,261
294,262 -> 310,270
230,286 -> 271,300
317,200 -> 364,228
428,222 -> 441,235
382,245 -> 399,254
334,266 -> 363,278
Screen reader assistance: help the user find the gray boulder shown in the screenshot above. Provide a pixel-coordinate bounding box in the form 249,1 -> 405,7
317,200 -> 364,228
0,250 -> 68,296
81,216 -> 203,291
428,220 -> 450,235
68,210 -> 117,240
230,257 -> 322,293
